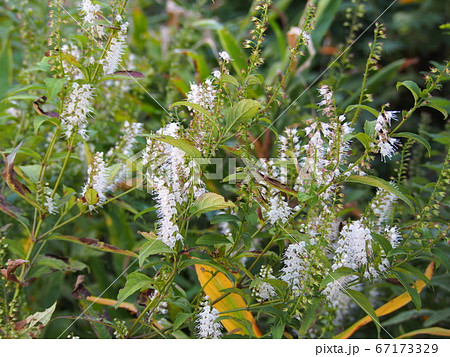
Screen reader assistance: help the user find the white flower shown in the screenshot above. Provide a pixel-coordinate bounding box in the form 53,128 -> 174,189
61,83 -> 94,140
79,0 -> 100,24
186,79 -> 216,111
332,220 -> 372,271
263,192 -> 292,225
107,121 -> 144,188
323,275 -> 358,325
252,266 -> 277,302
81,152 -> 109,211
212,70 -> 221,79
281,242 -> 309,296
370,187 -> 397,229
43,186 -> 58,215
219,51 -> 231,62
196,297 -> 222,339
102,22 -> 128,74
385,226 -> 402,248
375,111 -> 400,161
153,177 -> 184,249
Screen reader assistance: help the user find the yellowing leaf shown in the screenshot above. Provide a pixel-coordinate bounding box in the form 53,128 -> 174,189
334,262 -> 434,339
195,264 -> 261,337
397,327 -> 450,339
86,296 -> 138,314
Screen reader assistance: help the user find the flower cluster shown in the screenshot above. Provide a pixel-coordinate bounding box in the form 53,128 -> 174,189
142,123 -> 206,248
196,296 -> 222,339
61,82 -> 94,140
187,79 -> 216,112
81,152 -> 109,211
79,0 -> 105,38
280,241 -> 310,296
375,110 -> 399,161
102,22 -> 128,74
107,121 -> 143,188
252,266 -> 277,302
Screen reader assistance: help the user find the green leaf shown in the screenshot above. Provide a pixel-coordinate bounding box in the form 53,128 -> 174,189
244,74 -> 263,86
133,207 -> 157,221
393,132 -> 431,157
320,267 -> 356,290
196,233 -> 232,246
84,188 -> 99,206
173,312 -> 191,331
345,289 -> 381,337
394,263 -> 432,286
311,0 -> 342,50
298,298 -> 320,336
421,102 -> 448,119
345,132 -> 371,150
190,192 -> 235,217
138,231 -> 173,267
271,323 -> 285,339
217,29 -> 247,77
364,120 -> 377,138
345,104 -> 379,118
33,115 -> 58,134
345,175 -> 415,213
397,80 -> 421,103
210,214 -> 240,224
44,77 -> 66,102
372,233 -> 393,255
392,270 -> 422,311
220,74 -> 240,87
116,272 -> 153,306
170,101 -> 213,122
225,99 -> 261,132
151,134 -> 203,158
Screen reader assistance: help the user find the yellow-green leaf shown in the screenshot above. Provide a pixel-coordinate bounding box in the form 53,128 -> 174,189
190,192 -> 235,217
195,263 -> 261,337
397,327 -> 450,339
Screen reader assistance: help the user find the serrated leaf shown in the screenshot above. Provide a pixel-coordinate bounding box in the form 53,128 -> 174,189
138,232 -> 173,267
191,192 -> 235,216
116,272 -> 153,306
393,132 -> 431,157
225,99 -> 261,131
345,175 -> 415,213
44,77 -> 65,102
220,74 -> 240,87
